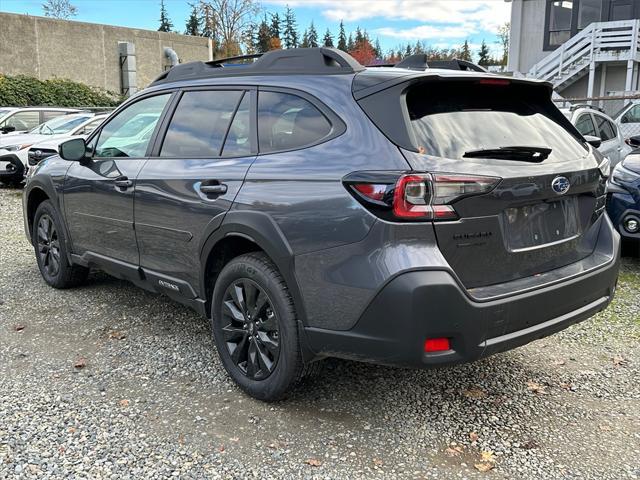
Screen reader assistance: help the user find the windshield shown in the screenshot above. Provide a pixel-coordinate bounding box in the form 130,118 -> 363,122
29,115 -> 93,135
406,82 -> 587,162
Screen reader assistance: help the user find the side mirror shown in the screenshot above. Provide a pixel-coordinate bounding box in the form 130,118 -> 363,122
1,125 -> 16,134
584,135 -> 602,149
59,137 -> 88,162
625,135 -> 640,148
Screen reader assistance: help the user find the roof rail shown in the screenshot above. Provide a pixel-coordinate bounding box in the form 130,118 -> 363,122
150,48 -> 365,85
569,103 -> 605,113
395,54 -> 487,73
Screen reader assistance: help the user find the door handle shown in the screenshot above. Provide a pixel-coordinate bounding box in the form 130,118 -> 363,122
199,183 -> 227,195
114,177 -> 133,189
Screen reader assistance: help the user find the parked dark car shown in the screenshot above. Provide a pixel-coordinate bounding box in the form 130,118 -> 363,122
23,48 -> 620,401
607,148 -> 640,253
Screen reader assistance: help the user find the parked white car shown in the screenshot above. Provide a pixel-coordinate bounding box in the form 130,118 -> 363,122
0,113 -> 107,185
561,105 -> 631,166
0,107 -> 80,135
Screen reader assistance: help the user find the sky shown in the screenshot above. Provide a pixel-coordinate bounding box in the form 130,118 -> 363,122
0,0 -> 511,57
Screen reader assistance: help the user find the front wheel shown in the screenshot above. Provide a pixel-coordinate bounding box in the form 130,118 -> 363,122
211,252 -> 307,401
33,200 -> 89,288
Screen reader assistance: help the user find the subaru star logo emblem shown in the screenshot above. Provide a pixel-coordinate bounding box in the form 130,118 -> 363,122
551,176 -> 570,195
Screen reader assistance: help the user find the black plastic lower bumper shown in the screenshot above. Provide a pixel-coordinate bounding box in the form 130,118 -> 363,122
0,154 -> 25,183
305,233 -> 620,368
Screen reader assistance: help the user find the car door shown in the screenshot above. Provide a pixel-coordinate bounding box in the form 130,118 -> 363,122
63,93 -> 173,266
593,113 -> 622,164
134,87 -> 256,295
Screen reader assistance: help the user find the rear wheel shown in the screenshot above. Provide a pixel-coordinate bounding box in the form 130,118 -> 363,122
33,200 -> 89,288
211,252 -> 306,401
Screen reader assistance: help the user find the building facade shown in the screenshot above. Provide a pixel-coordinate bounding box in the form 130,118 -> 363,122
0,12 -> 212,96
508,0 -> 640,110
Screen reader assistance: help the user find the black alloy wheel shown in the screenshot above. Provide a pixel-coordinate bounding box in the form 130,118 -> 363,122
221,279 -> 281,380
36,214 -> 61,278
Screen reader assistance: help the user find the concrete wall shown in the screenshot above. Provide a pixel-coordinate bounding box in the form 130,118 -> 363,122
0,12 -> 210,93
508,0 -> 548,74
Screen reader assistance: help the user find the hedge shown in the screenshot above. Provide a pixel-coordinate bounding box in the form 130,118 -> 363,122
0,75 -> 123,108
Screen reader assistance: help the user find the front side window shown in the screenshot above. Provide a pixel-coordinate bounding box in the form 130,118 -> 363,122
621,105 -> 640,124
575,114 -> 597,136
548,0 -> 574,47
595,115 -> 616,141
95,94 -> 170,158
258,91 -> 332,153
160,90 -> 244,157
77,118 -> 105,136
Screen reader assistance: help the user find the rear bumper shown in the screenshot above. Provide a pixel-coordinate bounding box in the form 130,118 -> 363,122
305,215 -> 620,368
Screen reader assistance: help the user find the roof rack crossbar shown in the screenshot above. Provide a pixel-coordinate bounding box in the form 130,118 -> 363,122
150,48 -> 365,86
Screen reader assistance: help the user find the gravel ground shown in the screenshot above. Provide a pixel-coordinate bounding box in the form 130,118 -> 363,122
0,185 -> 639,480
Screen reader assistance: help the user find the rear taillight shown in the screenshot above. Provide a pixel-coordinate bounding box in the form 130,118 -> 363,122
391,173 -> 499,221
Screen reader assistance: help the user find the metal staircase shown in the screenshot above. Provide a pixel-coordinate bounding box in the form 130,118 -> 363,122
528,19 -> 640,94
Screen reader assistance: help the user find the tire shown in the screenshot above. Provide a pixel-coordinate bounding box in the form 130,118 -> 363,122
211,252 -> 307,401
32,200 -> 89,289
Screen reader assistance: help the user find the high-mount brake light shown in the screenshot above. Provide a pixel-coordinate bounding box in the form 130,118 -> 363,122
479,78 -> 510,86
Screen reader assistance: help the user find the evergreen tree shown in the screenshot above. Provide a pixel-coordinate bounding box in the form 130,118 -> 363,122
354,26 -> 364,45
158,0 -> 173,32
307,21 -> 319,48
184,3 -> 201,36
269,12 -> 281,39
347,33 -> 354,52
283,6 -> 299,49
478,40 -> 490,66
337,20 -> 347,51
300,29 -> 310,48
256,15 -> 272,53
459,40 -> 472,61
404,43 -> 413,58
374,38 -> 382,59
323,28 -> 334,48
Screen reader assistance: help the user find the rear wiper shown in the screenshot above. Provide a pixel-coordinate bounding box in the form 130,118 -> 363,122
463,146 -> 552,162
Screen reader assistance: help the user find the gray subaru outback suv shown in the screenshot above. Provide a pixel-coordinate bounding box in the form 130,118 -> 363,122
23,48 -> 620,401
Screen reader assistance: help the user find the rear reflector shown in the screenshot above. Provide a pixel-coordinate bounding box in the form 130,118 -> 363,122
424,338 -> 450,352
353,183 -> 387,202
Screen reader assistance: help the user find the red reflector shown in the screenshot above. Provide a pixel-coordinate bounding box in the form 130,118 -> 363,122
479,78 -> 510,86
353,183 -> 387,202
424,338 -> 450,352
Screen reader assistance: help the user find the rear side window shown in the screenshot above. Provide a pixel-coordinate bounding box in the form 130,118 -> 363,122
575,114 -> 597,137
161,90 -> 244,157
406,82 -> 587,162
595,115 -> 616,141
258,91 -> 332,153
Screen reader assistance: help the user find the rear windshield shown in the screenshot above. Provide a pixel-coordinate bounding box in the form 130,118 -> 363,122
406,82 -> 587,161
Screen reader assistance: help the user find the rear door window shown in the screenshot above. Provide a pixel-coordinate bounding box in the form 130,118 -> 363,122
258,91 -> 332,153
575,114 -> 597,137
406,81 -> 587,162
594,115 -> 616,141
160,90 -> 244,157
221,93 -> 252,157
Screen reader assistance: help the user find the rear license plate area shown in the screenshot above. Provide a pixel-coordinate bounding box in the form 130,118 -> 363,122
504,197 -> 580,251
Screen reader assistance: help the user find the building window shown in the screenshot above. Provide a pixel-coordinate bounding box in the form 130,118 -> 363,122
579,0 -> 602,30
547,1 -> 574,48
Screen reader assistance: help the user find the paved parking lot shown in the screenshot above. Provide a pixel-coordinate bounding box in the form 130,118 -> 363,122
1,185 -> 639,479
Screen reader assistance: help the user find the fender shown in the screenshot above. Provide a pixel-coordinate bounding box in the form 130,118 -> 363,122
199,209 -> 308,326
